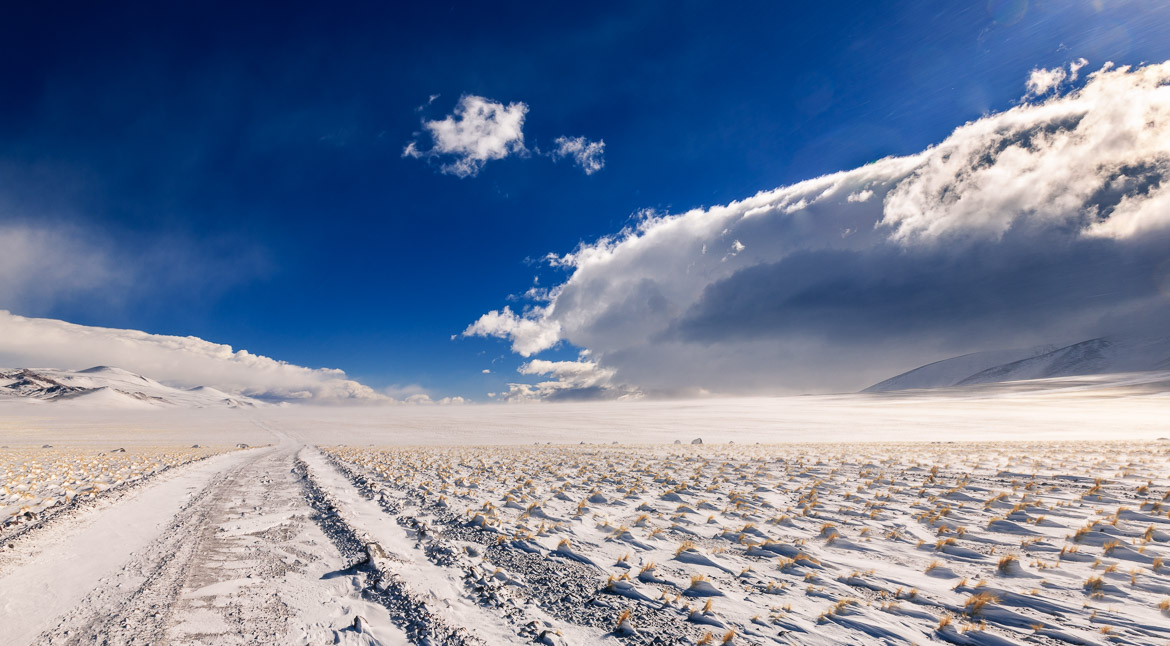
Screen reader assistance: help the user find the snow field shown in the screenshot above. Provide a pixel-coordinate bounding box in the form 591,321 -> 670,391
323,441 -> 1170,645
0,444 -> 230,532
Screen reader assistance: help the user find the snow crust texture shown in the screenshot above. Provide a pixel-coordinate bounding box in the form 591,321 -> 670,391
322,441 -> 1170,645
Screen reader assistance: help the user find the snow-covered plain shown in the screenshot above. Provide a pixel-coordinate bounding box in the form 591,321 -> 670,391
0,377 -> 1168,645
1,443 -> 228,531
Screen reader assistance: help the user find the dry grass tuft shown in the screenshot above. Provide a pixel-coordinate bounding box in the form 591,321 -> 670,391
964,592 -> 999,616
997,554 -> 1019,574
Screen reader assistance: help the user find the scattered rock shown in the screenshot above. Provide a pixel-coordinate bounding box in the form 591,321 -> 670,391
538,630 -> 567,645
191,444 -> 200,448
673,440 -> 682,444
366,542 -> 387,563
110,447 -> 126,453
691,438 -> 703,445
41,444 -> 52,448
236,443 -> 249,449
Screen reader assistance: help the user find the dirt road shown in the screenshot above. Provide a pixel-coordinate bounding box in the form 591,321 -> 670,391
1,436 -> 408,646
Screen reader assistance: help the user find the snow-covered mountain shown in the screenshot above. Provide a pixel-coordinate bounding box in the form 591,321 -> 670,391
865,336 -> 1170,392
0,366 -> 262,408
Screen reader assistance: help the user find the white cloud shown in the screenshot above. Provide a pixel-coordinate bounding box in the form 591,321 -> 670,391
499,359 -> 637,402
550,136 -> 606,174
404,95 -> 607,178
0,311 -> 391,404
466,59 -> 1170,398
403,95 -> 528,177
884,61 -> 1170,242
461,305 -> 561,357
1025,66 -> 1067,96
1026,59 -> 1090,97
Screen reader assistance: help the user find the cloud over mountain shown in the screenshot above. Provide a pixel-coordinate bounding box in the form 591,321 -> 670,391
465,60 -> 1170,398
0,311 -> 389,404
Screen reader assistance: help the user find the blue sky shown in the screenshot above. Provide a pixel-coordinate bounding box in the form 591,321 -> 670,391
3,1 -> 1170,401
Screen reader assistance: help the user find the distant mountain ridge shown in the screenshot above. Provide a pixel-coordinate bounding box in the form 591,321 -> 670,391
0,366 -> 261,408
864,336 -> 1170,392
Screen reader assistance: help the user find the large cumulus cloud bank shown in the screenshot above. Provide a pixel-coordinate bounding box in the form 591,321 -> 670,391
0,311 -> 389,404
466,60 -> 1170,399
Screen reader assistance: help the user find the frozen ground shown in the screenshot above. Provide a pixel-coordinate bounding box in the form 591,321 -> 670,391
0,379 -> 1168,644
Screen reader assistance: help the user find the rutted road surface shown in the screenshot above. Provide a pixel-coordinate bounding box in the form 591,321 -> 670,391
1,434 -> 409,646
0,423 -> 606,646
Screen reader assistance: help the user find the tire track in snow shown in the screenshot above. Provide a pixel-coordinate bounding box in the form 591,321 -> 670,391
37,456 -> 242,644
28,440 -> 408,645
297,446 -> 560,645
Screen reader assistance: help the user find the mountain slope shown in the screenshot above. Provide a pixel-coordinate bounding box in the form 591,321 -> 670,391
862,345 -> 1055,393
0,366 -> 262,408
865,336 -> 1170,392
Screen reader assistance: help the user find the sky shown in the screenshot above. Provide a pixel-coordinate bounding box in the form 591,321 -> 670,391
2,1 -> 1170,403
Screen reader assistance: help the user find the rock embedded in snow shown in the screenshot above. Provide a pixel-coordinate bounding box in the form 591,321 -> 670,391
691,438 -> 703,445
537,630 -> 567,646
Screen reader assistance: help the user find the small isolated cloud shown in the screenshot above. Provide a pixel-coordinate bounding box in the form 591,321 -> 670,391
0,311 -> 391,404
550,136 -> 606,175
481,368 -> 491,374
466,59 -> 1170,398
403,95 -> 528,177
405,95 -> 605,178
